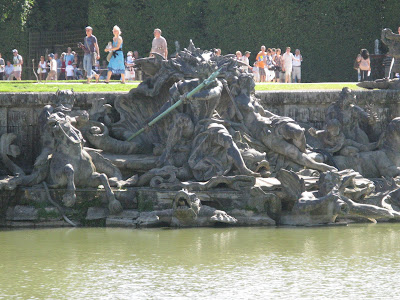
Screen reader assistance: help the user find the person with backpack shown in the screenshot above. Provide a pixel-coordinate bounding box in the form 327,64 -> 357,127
359,49 -> 371,82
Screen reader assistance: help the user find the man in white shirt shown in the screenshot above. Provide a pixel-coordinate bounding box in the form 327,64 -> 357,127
292,49 -> 303,83
150,28 -> 168,59
282,47 -> 294,83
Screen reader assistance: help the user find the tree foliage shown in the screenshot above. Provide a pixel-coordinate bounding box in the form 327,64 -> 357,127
0,1 -> 34,61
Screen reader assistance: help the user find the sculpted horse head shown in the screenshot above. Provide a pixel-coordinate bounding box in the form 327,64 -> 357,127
47,112 -> 85,154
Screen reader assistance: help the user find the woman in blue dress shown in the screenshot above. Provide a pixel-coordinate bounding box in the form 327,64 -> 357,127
104,25 -> 125,83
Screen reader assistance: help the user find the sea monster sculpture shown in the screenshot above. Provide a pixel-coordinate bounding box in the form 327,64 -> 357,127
136,189 -> 237,227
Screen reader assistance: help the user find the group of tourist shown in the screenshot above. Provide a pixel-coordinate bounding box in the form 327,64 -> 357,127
4,26 -> 306,84
35,27 -> 142,83
235,46 -> 303,83
0,49 -> 24,81
0,25 -> 148,82
39,25 -> 162,83
36,48 -> 83,81
78,25 -> 165,84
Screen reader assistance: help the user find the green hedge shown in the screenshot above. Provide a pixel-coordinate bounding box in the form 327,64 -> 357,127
26,0 -> 89,31
2,1 -> 400,82
88,0 -> 400,82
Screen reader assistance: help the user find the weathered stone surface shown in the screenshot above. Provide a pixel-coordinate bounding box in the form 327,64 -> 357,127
86,207 -> 107,220
230,210 -> 275,226
41,207 -> 62,221
106,217 -> 136,227
108,209 -> 140,219
4,221 -> 36,227
34,220 -> 70,227
6,205 -> 38,221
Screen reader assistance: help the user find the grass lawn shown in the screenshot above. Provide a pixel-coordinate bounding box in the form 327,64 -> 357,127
0,80 -> 362,93
0,80 -> 138,93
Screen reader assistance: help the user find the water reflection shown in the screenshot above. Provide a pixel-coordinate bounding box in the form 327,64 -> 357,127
1,224 -> 400,299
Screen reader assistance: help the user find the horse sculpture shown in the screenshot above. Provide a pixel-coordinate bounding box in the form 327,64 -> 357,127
46,111 -> 123,214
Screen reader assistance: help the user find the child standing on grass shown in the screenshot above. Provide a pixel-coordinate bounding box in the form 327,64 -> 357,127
66,61 -> 74,80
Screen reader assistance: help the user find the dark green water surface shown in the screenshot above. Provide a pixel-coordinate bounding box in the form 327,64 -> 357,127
1,224 -> 399,299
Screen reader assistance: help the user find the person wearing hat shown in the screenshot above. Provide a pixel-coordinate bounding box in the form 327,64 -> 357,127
11,49 -> 23,80
46,53 -> 57,81
82,26 -> 100,83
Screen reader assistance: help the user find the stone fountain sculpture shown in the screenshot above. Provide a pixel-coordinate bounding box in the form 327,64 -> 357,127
1,42 -> 400,227
135,189 -> 237,227
358,27 -> 400,89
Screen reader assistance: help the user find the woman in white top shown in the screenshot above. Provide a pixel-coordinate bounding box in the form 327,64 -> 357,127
37,56 -> 47,81
359,49 -> 371,82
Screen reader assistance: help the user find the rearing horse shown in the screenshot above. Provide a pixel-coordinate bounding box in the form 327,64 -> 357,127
47,112 -> 123,214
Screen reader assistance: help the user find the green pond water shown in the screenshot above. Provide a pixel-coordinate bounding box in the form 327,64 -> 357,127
1,224 -> 400,299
